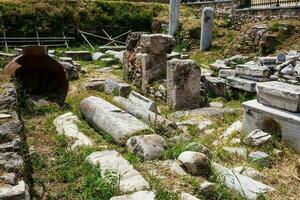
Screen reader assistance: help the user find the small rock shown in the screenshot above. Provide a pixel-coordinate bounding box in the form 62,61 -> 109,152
209,102 -> 224,108
180,192 -> 200,200
0,113 -> 12,119
126,134 -> 166,160
249,151 -> 270,167
221,121 -> 243,138
203,129 -> 214,135
185,142 -> 210,157
277,53 -> 286,62
178,151 -> 211,176
200,181 -> 216,194
243,129 -> 272,146
280,64 -> 294,75
162,160 -> 187,176
0,172 -> 17,185
223,147 -> 247,158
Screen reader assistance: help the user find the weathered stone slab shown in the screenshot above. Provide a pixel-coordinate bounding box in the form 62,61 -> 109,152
86,150 -> 150,193
210,60 -> 230,70
256,81 -> 300,112
110,191 -> 155,200
126,134 -> 166,160
99,46 -> 126,53
213,162 -> 274,200
178,151 -> 211,176
0,180 -> 29,200
200,7 -> 214,51
65,51 -> 92,61
53,112 -> 93,149
243,129 -> 272,146
180,192 -> 200,200
167,59 -> 201,110
236,64 -> 271,77
242,100 -> 300,152
233,166 -> 264,180
169,0 -> 180,36
218,69 -> 236,78
238,75 -> 270,82
104,78 -> 131,97
80,96 -> 150,145
226,77 -> 257,92
139,34 -> 175,55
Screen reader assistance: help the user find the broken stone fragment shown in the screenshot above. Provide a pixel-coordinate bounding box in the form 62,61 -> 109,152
0,172 -> 17,185
0,152 -> 23,172
65,50 -> 92,61
180,192 -> 200,200
232,166 -> 265,180
200,181 -> 216,194
104,78 -> 131,97
84,79 -> 105,91
53,112 -> 93,149
162,160 -> 187,176
87,150 -> 150,193
178,151 -> 211,176
280,64 -> 294,75
226,77 -> 257,93
92,52 -> 105,61
110,191 -> 155,200
221,120 -> 243,139
243,129 -> 272,146
80,96 -> 150,145
126,134 -> 166,160
139,34 -> 175,55
105,50 -> 125,64
60,62 -> 79,80
249,151 -> 270,168
0,180 -> 30,200
212,162 -> 274,200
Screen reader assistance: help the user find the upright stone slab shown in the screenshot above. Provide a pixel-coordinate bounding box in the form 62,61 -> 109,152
242,100 -> 300,152
80,96 -> 150,145
87,150 -> 150,193
200,7 -> 214,51
256,81 -> 300,112
167,59 -> 201,110
169,0 -> 180,36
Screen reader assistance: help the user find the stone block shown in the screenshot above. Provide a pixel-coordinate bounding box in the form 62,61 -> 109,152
200,7 -> 214,51
218,69 -> 236,78
125,32 -> 147,51
128,91 -> 158,113
92,52 -> 106,61
139,34 -> 175,55
104,78 -> 131,97
167,59 -> 201,110
87,150 -> 150,193
236,64 -> 271,77
178,151 -> 211,176
242,100 -> 300,152
203,76 -> 227,97
80,96 -> 150,145
226,77 -> 257,92
99,46 -> 126,52
256,81 -> 300,112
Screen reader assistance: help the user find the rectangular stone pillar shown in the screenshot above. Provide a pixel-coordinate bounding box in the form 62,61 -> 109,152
169,0 -> 180,36
167,59 -> 201,110
200,7 -> 214,51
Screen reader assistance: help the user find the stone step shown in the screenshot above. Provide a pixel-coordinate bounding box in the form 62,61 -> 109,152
80,96 -> 151,145
87,150 -> 150,193
236,64 -> 271,77
213,162 -> 274,200
53,112 -> 93,149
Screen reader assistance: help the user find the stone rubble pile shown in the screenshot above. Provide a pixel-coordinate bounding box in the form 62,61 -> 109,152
0,83 -> 30,199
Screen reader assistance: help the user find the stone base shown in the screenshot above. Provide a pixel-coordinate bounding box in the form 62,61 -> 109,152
242,100 -> 300,152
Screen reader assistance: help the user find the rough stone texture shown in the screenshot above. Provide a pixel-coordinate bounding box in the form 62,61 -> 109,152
248,151 -> 270,167
200,181 -> 216,194
139,34 -> 175,55
92,52 -> 105,61
180,192 -> 200,200
221,120 -> 243,138
84,79 -> 105,91
104,78 -> 131,97
258,57 -> 277,66
110,191 -> 155,200
113,96 -> 176,130
167,52 -> 181,60
243,129 -> 272,146
178,151 -> 211,176
105,50 -> 125,64
242,99 -> 300,152
233,166 -> 264,180
60,62 -> 79,80
213,162 -> 274,200
129,91 -> 158,113
125,32 -> 147,51
218,69 -> 236,78
236,64 -> 271,77
162,160 -> 187,176
256,81 -> 300,112
87,150 -> 150,193
169,0 -> 180,36
126,134 -> 166,160
203,76 -> 227,97
226,77 -> 257,92
223,147 -> 247,158
200,7 -> 214,51
65,51 -> 92,61
210,60 -> 230,70
53,112 -> 93,149
99,46 -> 126,53
0,84 -> 17,110
80,96 -> 150,145
167,59 -> 201,110
0,180 -> 29,200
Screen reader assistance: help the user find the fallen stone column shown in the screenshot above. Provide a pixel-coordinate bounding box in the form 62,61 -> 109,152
113,96 -> 177,130
87,150 -> 150,193
80,96 -> 150,145
53,112 -> 93,149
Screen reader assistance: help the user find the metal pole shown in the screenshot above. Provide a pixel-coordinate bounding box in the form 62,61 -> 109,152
102,29 -> 117,46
